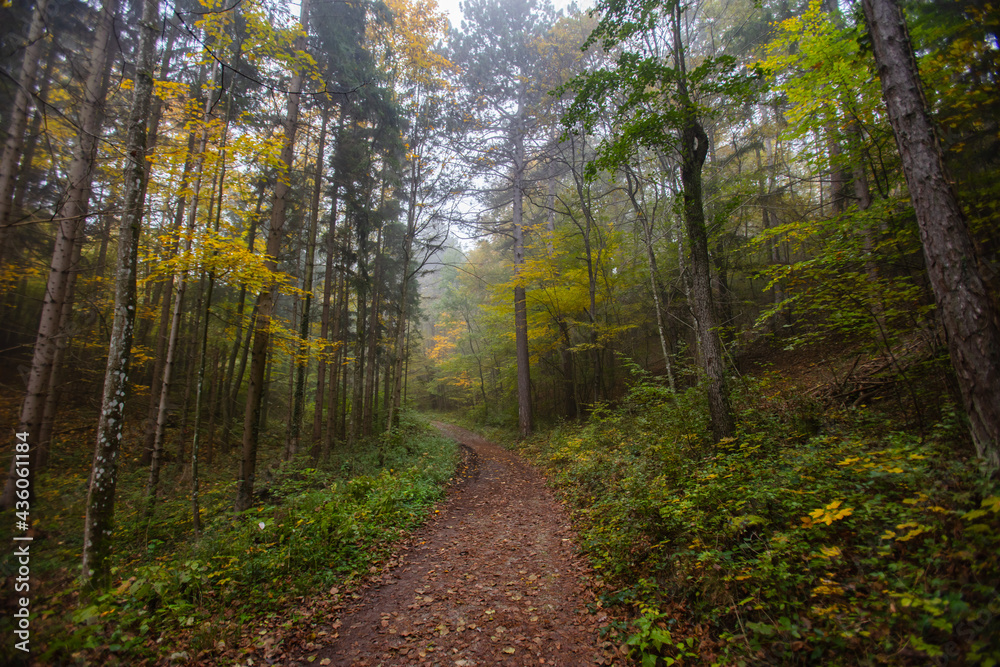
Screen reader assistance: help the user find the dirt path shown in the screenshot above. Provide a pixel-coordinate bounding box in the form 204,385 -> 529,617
298,423 -> 608,666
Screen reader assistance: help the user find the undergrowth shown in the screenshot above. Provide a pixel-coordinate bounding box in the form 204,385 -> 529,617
0,412 -> 459,665
517,373 -> 1000,666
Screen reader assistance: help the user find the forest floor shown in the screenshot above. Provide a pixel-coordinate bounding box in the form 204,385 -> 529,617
253,423 -> 615,667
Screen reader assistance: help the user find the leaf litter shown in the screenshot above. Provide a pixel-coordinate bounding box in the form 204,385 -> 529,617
263,423 -> 614,666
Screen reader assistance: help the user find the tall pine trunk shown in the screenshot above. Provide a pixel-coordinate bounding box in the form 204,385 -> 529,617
387,156 -> 420,432
512,106 -> 532,439
291,105 -> 329,459
147,64 -> 218,517
2,0 -> 119,509
313,182 -> 339,457
363,222 -> 384,436
0,0 -> 50,258
236,0 -> 310,512
863,0 -> 1000,473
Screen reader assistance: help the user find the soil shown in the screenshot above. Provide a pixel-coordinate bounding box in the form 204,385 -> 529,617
282,423 -> 612,667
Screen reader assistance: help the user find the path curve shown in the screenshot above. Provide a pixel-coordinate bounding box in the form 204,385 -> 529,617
310,423 -> 606,666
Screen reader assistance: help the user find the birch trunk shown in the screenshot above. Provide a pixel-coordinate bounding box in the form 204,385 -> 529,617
81,0 -> 158,587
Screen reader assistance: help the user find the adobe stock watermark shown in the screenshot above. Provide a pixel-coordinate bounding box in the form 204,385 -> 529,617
11,430 -> 33,653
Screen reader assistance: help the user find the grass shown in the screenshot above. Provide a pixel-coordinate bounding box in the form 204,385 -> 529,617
0,411 -> 459,665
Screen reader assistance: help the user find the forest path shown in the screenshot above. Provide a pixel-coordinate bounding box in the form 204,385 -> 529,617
302,423 -> 608,666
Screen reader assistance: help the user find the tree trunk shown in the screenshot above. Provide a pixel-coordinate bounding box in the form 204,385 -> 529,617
313,181 -> 338,457
142,132 -> 196,465
205,346 -> 223,464
863,0 -> 1000,474
189,274 -> 214,539
81,0 -> 157,588
624,166 -> 675,393
2,0 -> 119,510
326,240 -> 348,457
147,62 -> 218,516
387,219 -> 416,432
221,183 -> 264,451
236,0 -> 310,512
363,221 -> 384,437
350,272 -> 367,445
11,43 -> 56,224
291,105 -> 329,459
512,109 -> 532,439
673,4 -> 734,442
0,0 -> 51,259
37,235 -> 84,467
337,251 -> 350,444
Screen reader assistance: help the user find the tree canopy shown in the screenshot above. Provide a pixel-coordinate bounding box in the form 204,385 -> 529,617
0,0 -> 998,662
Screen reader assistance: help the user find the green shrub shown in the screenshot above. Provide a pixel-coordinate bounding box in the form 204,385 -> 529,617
520,375 -> 1000,665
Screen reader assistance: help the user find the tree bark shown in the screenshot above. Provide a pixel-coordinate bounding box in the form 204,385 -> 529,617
189,274 -> 214,538
147,61 -> 218,516
512,107 -> 532,439
142,132 -> 196,465
363,220 -> 384,437
1,0 -> 119,509
387,162 -> 419,433
326,236 -> 348,457
673,4 -> 734,441
624,165 -> 675,393
81,0 -> 158,588
0,0 -> 50,259
11,42 -> 56,225
221,183 -> 264,451
291,105 -> 329,459
313,177 -> 339,457
37,235 -> 84,467
236,0 -> 309,512
863,0 -> 1000,474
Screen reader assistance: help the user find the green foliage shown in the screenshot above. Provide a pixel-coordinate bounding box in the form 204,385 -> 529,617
562,0 -> 760,178
626,605 -> 697,666
752,197 -> 932,354
2,415 -> 458,664
519,373 -> 1000,665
